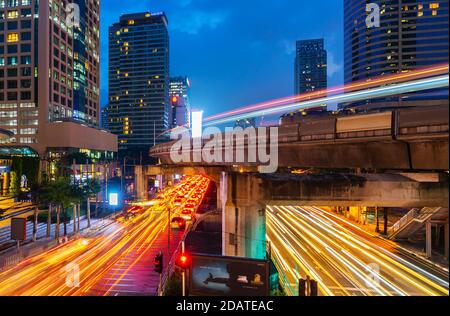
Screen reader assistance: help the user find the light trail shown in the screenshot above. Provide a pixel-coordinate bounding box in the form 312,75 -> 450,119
204,74 -> 449,126
204,63 -> 449,123
0,176 -> 211,296
266,205 -> 449,296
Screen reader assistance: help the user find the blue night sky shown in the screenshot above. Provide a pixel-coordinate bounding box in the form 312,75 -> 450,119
100,0 -> 344,117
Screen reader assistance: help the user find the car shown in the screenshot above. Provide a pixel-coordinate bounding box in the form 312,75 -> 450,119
182,209 -> 192,216
173,199 -> 183,206
171,217 -> 186,229
184,203 -> 196,209
127,206 -> 143,215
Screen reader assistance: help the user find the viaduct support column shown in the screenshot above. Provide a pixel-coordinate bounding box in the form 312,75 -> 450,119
134,166 -> 147,201
223,173 -> 266,260
426,219 -> 432,259
444,220 -> 449,261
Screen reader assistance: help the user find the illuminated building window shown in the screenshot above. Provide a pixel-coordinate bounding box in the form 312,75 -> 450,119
7,10 -> 18,19
128,20 -> 135,25
7,32 -> 19,42
429,3 -> 439,9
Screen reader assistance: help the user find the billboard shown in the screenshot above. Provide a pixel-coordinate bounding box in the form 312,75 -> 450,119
11,218 -> 26,241
190,254 -> 269,296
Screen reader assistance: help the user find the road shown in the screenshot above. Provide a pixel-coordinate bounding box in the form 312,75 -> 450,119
0,176 -> 210,296
266,205 -> 449,296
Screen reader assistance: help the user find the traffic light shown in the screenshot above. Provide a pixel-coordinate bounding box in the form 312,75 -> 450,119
175,252 -> 191,269
298,279 -> 306,296
154,252 -> 163,274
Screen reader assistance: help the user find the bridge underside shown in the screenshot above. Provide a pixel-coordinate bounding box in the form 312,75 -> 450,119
259,173 -> 449,208
151,138 -> 448,171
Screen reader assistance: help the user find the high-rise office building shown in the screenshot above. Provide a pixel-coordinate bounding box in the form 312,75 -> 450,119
101,105 -> 111,131
169,76 -> 191,128
0,0 -> 116,158
343,0 -> 449,110
294,39 -> 328,95
108,12 -> 170,158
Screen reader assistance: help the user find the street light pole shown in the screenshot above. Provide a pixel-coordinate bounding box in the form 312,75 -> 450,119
181,240 -> 186,297
168,205 -> 171,259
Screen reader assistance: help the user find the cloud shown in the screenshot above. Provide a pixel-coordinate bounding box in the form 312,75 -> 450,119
171,10 -> 229,35
327,52 -> 342,77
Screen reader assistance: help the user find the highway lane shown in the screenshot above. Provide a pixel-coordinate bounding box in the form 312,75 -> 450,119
0,176 -> 210,296
266,205 -> 449,296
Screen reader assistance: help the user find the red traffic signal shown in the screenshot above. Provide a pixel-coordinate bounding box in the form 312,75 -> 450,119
175,252 -> 191,269
154,252 -> 163,274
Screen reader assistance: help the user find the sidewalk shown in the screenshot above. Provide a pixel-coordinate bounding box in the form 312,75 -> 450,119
0,215 -> 112,272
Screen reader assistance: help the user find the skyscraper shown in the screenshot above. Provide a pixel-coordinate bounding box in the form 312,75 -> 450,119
343,0 -> 449,110
101,105 -> 111,131
0,0 -> 116,158
294,39 -> 328,95
108,12 -> 170,159
169,76 -> 191,128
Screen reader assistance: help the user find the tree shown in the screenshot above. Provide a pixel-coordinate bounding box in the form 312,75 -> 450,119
70,181 -> 85,234
9,171 -> 20,197
84,179 -> 101,228
40,177 -> 79,242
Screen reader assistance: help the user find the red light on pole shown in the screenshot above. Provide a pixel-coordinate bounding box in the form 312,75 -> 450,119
175,252 -> 191,269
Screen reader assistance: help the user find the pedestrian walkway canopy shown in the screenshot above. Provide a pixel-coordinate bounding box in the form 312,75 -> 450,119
0,145 -> 39,157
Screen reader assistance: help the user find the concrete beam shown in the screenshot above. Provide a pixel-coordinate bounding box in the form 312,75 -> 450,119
259,173 -> 449,208
151,138 -> 449,171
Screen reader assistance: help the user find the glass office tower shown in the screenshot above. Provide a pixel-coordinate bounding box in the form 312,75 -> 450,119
108,12 -> 170,158
343,0 -> 449,111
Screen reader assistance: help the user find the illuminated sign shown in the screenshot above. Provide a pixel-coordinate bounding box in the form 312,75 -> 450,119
109,193 -> 119,206
191,111 -> 203,138
190,254 -> 269,296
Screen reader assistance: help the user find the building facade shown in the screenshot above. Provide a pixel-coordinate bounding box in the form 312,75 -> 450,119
0,0 -> 115,159
101,104 -> 111,131
108,12 -> 170,159
169,76 -> 190,128
343,0 -> 449,110
294,39 -> 328,95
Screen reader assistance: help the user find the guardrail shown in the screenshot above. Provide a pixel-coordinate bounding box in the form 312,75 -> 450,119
158,232 -> 185,296
389,208 -> 419,236
389,207 -> 442,238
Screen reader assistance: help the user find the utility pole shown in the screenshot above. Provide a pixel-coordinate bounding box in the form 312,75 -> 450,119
181,240 -> 186,297
375,207 -> 380,233
121,157 -> 126,196
168,205 -> 171,257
